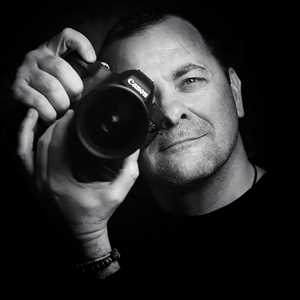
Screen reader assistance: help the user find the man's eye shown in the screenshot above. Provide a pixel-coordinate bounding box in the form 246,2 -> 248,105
180,77 -> 207,90
183,77 -> 205,85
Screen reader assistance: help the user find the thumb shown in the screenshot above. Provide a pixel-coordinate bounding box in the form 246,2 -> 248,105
109,150 -> 140,202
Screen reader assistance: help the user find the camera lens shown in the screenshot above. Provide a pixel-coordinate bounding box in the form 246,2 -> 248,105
76,84 -> 149,159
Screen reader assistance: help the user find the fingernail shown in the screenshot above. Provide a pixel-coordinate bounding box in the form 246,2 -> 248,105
28,108 -> 37,118
86,48 -> 96,62
67,109 -> 74,116
28,109 -> 34,117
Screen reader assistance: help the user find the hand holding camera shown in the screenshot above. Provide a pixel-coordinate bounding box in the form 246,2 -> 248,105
13,28 -> 142,259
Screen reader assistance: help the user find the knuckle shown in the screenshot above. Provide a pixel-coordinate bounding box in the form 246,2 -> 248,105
24,51 -> 34,62
12,71 -> 30,99
43,55 -> 63,72
108,191 -> 122,204
61,27 -> 74,38
52,59 -> 66,75
11,81 -> 22,99
49,59 -> 83,96
12,83 -> 32,105
127,163 -> 140,180
42,76 -> 58,92
107,186 -> 125,204
35,76 -> 62,102
48,174 -> 67,195
24,50 -> 39,63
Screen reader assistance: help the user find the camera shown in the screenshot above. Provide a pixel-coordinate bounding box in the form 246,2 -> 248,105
65,52 -> 161,181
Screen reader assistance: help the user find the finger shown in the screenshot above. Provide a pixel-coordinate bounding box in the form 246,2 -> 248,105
109,150 -> 140,201
13,79 -> 57,122
38,55 -> 83,99
36,122 -> 57,187
17,108 -> 39,174
48,110 -> 74,178
28,68 -> 70,115
46,28 -> 96,63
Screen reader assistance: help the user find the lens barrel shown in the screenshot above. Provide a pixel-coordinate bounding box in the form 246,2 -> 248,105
75,79 -> 151,159
65,52 -> 155,181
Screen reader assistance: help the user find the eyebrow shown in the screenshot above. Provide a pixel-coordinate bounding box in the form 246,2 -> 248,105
172,63 -> 207,80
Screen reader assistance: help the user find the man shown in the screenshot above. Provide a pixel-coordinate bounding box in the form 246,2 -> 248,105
12,6 -> 279,293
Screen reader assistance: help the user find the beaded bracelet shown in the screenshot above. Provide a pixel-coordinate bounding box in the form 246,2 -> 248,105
76,248 -> 120,274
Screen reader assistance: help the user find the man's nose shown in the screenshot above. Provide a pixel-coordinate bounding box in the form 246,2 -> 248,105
151,89 -> 188,130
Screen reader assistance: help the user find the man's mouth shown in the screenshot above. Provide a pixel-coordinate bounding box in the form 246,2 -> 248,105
159,134 -> 207,152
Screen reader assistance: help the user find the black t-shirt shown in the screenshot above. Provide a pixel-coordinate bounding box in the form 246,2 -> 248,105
78,171 -> 289,295
4,169 -> 291,297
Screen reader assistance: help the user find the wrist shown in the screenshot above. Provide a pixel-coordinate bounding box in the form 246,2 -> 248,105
75,228 -> 121,279
78,227 -> 112,260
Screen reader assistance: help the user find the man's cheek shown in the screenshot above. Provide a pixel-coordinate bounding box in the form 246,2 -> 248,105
138,149 -> 153,173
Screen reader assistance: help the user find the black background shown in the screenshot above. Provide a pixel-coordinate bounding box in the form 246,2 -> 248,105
0,0 -> 294,295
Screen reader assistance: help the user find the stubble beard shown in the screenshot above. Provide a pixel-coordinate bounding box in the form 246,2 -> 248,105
140,128 -> 240,189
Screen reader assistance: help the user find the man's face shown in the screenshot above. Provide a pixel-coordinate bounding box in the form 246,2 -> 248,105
102,16 -> 243,186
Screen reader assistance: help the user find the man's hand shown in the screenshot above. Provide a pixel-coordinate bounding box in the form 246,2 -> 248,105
18,108 -> 140,258
12,28 -> 97,122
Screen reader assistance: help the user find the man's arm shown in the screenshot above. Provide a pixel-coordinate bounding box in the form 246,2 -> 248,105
14,28 -> 140,279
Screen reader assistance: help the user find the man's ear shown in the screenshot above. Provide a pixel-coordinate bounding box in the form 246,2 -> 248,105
228,67 -> 244,118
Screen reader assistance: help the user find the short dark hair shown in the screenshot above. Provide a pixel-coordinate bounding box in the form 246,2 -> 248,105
100,4 -> 242,75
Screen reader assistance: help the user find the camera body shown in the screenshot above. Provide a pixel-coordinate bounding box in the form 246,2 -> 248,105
65,52 -> 159,181
75,68 -> 155,159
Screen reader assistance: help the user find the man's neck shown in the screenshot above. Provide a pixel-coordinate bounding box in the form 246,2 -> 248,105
149,137 -> 259,216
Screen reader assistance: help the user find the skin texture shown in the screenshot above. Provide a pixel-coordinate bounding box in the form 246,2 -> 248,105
12,28 -> 96,122
101,16 -> 257,214
102,17 -> 243,184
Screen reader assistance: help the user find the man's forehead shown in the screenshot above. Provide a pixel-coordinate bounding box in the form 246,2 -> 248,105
102,16 -> 211,73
